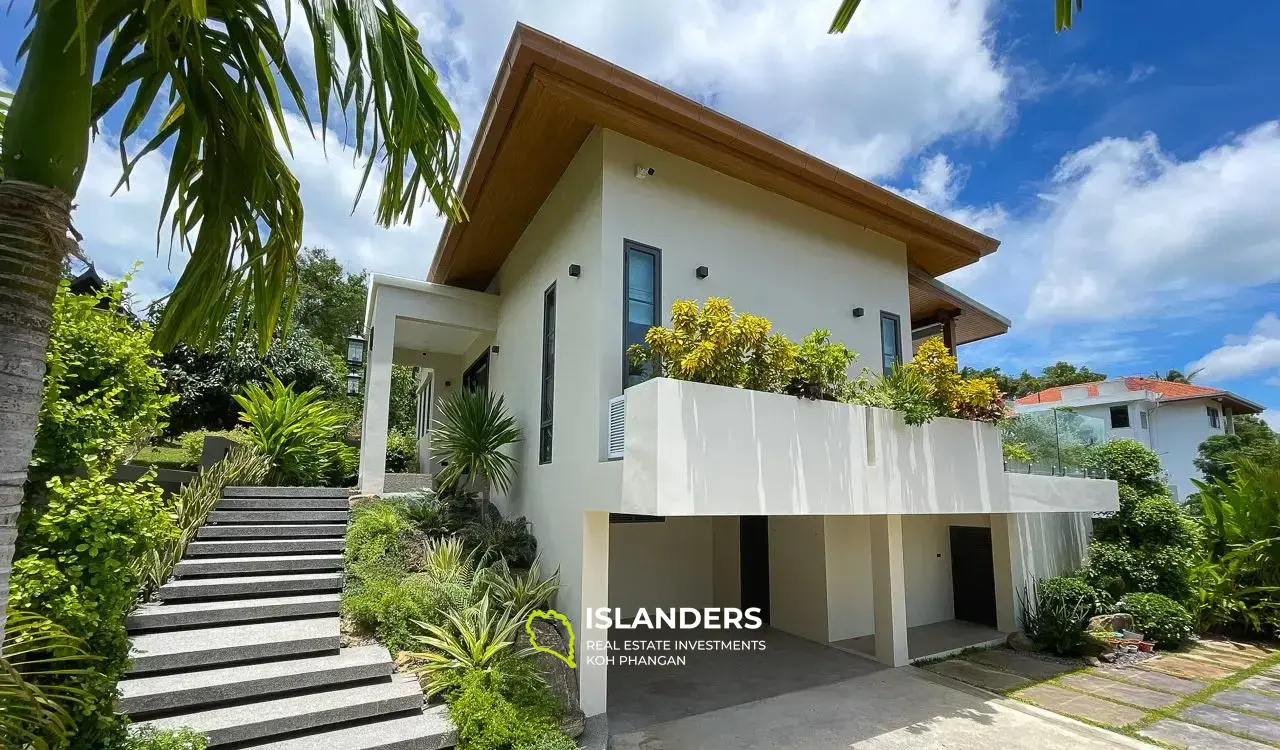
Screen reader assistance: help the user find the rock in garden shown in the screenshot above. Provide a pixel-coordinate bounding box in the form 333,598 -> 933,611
1100,652 -> 1119,663
517,618 -> 584,738
1007,631 -> 1037,652
1086,656 -> 1104,667
1088,613 -> 1134,633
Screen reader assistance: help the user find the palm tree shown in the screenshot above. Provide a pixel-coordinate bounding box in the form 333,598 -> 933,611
0,1 -> 465,643
830,0 -> 1083,33
1151,369 -> 1203,384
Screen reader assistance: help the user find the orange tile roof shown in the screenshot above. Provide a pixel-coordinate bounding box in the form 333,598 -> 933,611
1015,377 -> 1244,406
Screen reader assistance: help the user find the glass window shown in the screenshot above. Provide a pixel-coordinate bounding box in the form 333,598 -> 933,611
462,351 -> 489,395
1110,405 -> 1130,429
1207,406 -> 1220,429
1139,410 -> 1148,430
624,242 -> 661,388
880,312 -> 902,374
539,283 -> 556,464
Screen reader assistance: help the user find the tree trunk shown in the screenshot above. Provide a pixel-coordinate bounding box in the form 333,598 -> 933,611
0,0 -> 99,650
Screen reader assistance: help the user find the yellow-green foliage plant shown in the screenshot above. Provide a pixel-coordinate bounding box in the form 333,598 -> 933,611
628,297 -> 796,390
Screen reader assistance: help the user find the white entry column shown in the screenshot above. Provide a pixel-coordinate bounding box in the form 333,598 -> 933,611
869,514 -> 909,666
357,304 -> 396,495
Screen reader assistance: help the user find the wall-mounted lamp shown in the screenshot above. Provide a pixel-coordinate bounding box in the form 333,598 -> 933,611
345,371 -> 362,397
444,380 -> 452,387
851,307 -> 865,318
568,263 -> 581,278
695,265 -> 710,279
345,331 -> 367,367
490,345 -> 501,356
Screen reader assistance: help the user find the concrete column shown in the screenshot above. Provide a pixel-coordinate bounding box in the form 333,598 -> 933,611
579,511 -> 610,717
868,514 -> 909,666
991,513 -> 1026,633
357,305 -> 396,495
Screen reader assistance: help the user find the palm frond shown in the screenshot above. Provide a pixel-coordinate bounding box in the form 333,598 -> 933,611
0,611 -> 101,750
830,0 -> 1081,33
432,390 -> 521,495
78,1 -> 463,352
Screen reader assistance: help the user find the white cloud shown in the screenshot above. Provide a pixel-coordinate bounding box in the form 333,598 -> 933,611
1188,313 -> 1280,382
1263,410 -> 1279,429
1127,64 -> 1157,83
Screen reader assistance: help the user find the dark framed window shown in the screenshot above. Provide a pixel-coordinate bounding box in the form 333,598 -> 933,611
624,241 -> 662,388
1139,410 -> 1148,430
1110,405 -> 1130,429
609,513 -> 666,524
1207,405 -> 1220,429
879,311 -> 902,374
463,350 -> 490,395
539,283 -> 556,464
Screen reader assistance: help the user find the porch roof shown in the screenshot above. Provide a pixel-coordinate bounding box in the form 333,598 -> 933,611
908,268 -> 1011,346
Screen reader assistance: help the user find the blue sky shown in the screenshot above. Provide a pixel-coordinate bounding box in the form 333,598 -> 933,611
1,1 -> 1277,421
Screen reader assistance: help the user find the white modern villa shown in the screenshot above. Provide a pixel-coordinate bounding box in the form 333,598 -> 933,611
356,25 -> 1118,726
1015,378 -> 1264,501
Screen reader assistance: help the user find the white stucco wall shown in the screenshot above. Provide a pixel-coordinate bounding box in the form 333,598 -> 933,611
768,516 -> 831,643
900,514 -> 990,627
608,518 -> 715,618
823,516 -> 874,640
1151,400 -> 1223,502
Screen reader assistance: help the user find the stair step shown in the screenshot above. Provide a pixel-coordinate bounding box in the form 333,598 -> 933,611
159,573 -> 343,601
128,594 -> 341,630
129,617 -> 339,674
208,510 -> 349,524
118,645 -> 391,716
225,486 -> 350,499
218,496 -> 350,510
243,706 -> 455,750
175,554 -> 343,577
139,674 -> 423,747
198,524 -> 347,539
187,538 -> 347,556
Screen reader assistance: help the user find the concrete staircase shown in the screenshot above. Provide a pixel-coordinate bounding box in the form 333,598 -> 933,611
121,486 -> 455,749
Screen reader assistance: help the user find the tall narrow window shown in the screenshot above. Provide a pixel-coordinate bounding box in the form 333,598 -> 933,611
879,311 -> 902,374
463,350 -> 489,394
539,283 -> 556,464
1207,405 -> 1220,429
624,241 -> 661,388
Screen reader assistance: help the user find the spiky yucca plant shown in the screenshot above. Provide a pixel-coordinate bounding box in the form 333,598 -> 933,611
432,390 -> 521,496
406,595 -> 535,698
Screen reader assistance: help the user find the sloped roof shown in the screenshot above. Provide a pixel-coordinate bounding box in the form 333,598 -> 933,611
1015,377 -> 1264,414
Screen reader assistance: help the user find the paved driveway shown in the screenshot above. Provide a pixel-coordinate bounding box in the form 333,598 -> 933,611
610,666 -> 1145,749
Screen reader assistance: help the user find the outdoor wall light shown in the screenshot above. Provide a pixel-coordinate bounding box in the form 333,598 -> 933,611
568,263 -> 582,278
490,345 -> 501,356
345,371 -> 362,397
345,331 -> 367,368
851,307 -> 865,318
695,265 -> 709,279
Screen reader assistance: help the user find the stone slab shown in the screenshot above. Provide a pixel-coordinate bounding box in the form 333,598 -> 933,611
1181,703 -> 1280,744
1100,667 -> 1206,695
224,486 -> 350,498
1139,719 -> 1272,749
207,510 -> 349,523
1198,640 -> 1276,658
173,554 -> 343,577
1211,688 -> 1280,719
249,707 -> 456,750
922,659 -> 1031,692
1241,675 -> 1280,696
197,523 -> 347,539
158,572 -> 343,600
1142,654 -> 1239,681
217,496 -> 350,510
1059,672 -> 1180,709
127,593 -> 341,630
128,617 -> 339,674
1015,683 -> 1147,727
1184,649 -> 1264,670
964,649 -> 1078,680
186,538 -> 346,556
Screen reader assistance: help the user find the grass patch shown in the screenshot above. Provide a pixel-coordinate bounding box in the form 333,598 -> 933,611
1123,649 -> 1280,744
131,443 -> 196,471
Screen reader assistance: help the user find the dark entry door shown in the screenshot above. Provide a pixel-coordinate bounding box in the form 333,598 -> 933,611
740,516 -> 770,625
949,526 -> 997,627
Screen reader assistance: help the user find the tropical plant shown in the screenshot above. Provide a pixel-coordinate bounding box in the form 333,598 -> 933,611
830,0 -> 1083,33
1019,578 -> 1094,655
787,329 -> 857,400
433,390 -> 521,496
483,560 -> 561,617
1122,592 -> 1194,649
629,297 -> 797,391
1084,439 -> 1166,494
1194,415 -> 1279,485
0,610 -> 100,750
386,428 -> 421,473
846,364 -> 939,426
0,0 -> 464,643
136,445 -> 272,596
407,594 -> 537,698
464,515 -> 539,571
235,372 -> 354,486
122,727 -> 210,750
448,666 -> 570,750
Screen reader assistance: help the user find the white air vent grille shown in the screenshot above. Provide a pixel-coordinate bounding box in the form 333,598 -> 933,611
607,394 -> 626,459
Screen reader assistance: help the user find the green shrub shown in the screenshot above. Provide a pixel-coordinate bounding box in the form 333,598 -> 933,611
464,515 -> 538,570
1085,439 -> 1165,492
0,610 -> 101,750
786,329 -> 857,401
1020,578 -> 1094,655
177,429 -> 247,466
1123,593 -> 1194,649
28,278 -> 174,492
483,561 -> 560,616
386,428 -> 421,473
234,371 -> 354,486
408,594 -> 533,698
448,666 -> 570,750
846,364 -> 940,426
10,473 -> 180,748
346,500 -> 413,565
122,727 -> 209,750
432,390 -> 521,496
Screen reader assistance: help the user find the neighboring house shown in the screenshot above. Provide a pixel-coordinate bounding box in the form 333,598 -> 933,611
1014,378 -> 1265,502
357,25 -> 1118,724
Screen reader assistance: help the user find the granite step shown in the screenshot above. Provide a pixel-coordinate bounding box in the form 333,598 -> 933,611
118,645 -> 391,716
127,594 -> 341,631
139,674 -> 423,747
217,496 -> 351,511
158,573 -> 343,601
174,554 -> 344,578
128,617 -> 339,674
198,524 -> 347,539
207,510 -> 349,524
225,486 -> 351,499
186,538 -> 346,556
243,706 -> 455,750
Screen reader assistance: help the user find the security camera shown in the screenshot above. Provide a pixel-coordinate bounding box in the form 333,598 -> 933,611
635,165 -> 655,179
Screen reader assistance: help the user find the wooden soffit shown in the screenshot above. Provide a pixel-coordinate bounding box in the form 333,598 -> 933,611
428,24 -> 1001,290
